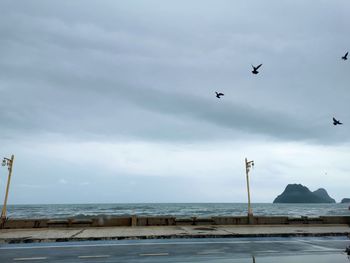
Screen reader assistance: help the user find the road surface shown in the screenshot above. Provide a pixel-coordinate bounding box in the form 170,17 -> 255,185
0,237 -> 349,262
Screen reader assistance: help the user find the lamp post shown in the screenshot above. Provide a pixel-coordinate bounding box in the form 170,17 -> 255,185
245,157 -> 254,224
1,155 -> 14,223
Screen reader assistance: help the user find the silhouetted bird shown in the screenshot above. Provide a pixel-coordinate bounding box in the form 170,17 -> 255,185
333,117 -> 343,126
342,52 -> 348,60
215,92 -> 224,98
252,64 -> 262,74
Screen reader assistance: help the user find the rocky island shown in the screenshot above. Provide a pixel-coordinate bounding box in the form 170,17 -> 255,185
341,198 -> 350,203
273,184 -> 336,203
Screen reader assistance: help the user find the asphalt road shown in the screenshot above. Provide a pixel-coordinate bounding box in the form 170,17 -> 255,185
0,237 -> 349,263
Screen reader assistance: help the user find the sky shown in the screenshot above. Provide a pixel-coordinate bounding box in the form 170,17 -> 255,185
0,0 -> 349,204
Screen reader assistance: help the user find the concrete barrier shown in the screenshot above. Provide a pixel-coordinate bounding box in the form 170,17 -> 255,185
70,219 -> 93,227
212,216 -> 248,225
254,216 -> 289,225
91,217 -> 132,227
175,218 -> 195,225
150,216 -> 175,226
320,216 -> 350,224
47,219 -> 94,228
1,215 -> 350,229
174,217 -> 216,226
47,219 -> 69,228
137,217 -> 176,226
288,216 -> 324,224
194,217 -> 215,225
3,219 -> 49,229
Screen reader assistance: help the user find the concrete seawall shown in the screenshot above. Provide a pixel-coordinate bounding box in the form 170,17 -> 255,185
2,215 -> 350,229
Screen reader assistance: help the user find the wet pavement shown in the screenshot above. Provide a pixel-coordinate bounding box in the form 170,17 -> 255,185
1,224 -> 350,243
0,236 -> 349,262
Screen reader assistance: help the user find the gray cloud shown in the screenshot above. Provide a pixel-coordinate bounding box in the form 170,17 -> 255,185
0,0 -> 350,203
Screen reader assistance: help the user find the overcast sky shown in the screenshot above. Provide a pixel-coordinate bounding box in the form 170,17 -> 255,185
0,0 -> 349,204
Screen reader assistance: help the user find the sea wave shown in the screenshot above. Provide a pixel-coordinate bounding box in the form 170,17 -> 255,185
5,203 -> 350,219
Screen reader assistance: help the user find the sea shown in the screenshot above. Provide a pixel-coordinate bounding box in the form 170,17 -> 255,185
5,203 -> 350,219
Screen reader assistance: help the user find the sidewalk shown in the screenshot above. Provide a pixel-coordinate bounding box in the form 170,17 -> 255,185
1,224 -> 349,244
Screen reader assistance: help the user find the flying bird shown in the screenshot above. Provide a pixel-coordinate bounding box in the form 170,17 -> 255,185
342,52 -> 348,60
333,117 -> 343,126
215,92 -> 224,98
252,64 -> 262,74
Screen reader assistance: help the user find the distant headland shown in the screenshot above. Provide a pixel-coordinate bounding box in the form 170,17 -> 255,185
273,184 -> 336,203
341,198 -> 350,203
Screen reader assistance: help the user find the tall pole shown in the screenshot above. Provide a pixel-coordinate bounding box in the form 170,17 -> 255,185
245,157 -> 254,223
1,154 -> 14,220
245,158 -> 252,215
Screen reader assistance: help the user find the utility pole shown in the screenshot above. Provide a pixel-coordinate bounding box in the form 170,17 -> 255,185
245,157 -> 254,224
1,155 -> 14,224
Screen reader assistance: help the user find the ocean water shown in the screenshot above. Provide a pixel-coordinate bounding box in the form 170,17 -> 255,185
5,203 -> 350,219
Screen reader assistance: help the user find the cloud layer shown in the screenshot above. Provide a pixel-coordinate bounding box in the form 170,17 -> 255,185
0,0 -> 349,203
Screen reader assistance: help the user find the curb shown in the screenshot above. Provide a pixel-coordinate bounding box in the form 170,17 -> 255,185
1,232 -> 349,244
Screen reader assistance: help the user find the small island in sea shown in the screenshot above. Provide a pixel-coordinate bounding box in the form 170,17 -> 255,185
341,198 -> 350,203
273,184 -> 336,203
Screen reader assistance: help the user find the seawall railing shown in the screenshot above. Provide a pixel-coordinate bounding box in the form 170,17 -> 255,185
1,215 -> 350,229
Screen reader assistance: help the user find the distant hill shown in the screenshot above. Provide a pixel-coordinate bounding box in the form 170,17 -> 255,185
312,188 -> 336,203
273,184 -> 336,203
341,198 -> 350,203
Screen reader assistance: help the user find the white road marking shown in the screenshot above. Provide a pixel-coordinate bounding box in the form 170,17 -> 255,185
302,249 -> 344,252
299,240 -> 342,251
139,253 -> 169,256
13,257 -> 47,261
197,251 -> 225,255
78,255 -> 110,259
1,239 -> 347,250
248,240 -> 347,244
309,244 -> 335,251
